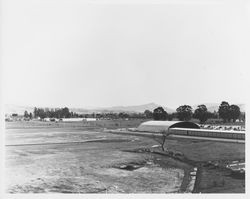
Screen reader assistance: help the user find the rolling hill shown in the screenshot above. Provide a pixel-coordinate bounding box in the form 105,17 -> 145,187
71,103 -> 175,114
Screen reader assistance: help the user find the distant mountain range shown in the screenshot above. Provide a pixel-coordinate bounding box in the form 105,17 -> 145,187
4,102 -> 245,115
71,103 -> 175,114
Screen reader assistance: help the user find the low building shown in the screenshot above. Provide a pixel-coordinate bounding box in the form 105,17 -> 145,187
83,118 -> 97,122
61,118 -> 84,122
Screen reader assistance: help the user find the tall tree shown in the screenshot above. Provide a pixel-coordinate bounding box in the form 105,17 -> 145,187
24,110 -> 29,118
144,110 -> 153,119
218,101 -> 231,122
153,107 -> 168,121
229,104 -> 241,122
176,105 -> 193,121
193,104 -> 209,123
34,107 -> 38,118
62,107 -> 70,118
37,108 -> 46,119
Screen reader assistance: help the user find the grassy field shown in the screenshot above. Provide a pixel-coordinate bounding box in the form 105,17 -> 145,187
5,119 -> 148,129
5,120 -> 245,193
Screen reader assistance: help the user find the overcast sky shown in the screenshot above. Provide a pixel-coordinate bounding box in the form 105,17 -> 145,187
2,0 -> 250,109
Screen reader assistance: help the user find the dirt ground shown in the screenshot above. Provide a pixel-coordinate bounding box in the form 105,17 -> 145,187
5,121 -> 245,193
5,127 -> 187,193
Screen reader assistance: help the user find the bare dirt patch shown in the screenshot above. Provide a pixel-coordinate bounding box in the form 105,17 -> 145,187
5,121 -> 245,193
5,128 -> 185,193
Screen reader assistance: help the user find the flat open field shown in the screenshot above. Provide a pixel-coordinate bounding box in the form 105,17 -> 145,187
5,121 -> 245,193
5,119 -> 148,129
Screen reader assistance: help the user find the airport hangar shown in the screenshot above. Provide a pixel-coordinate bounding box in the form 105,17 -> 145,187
137,121 -> 245,140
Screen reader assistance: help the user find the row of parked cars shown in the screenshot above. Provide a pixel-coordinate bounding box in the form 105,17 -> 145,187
200,124 -> 245,131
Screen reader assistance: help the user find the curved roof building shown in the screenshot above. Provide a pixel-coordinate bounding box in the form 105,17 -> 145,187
137,120 -> 200,133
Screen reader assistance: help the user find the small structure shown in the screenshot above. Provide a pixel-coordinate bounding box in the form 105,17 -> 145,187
137,121 -> 200,133
83,118 -> 97,122
43,118 -> 51,122
61,118 -> 84,122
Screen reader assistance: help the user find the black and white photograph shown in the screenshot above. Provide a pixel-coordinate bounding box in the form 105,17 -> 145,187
1,0 -> 249,196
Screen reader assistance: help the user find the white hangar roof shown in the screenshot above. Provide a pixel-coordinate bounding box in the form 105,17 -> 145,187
137,120 -> 200,133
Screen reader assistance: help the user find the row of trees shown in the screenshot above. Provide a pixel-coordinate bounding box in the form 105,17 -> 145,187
147,101 -> 243,123
24,107 -> 74,119
144,105 -> 215,122
24,107 -> 147,120
24,101 -> 243,123
33,107 -> 72,119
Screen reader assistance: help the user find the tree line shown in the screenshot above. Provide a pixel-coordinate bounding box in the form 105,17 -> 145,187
23,101 -> 244,123
24,107 -> 74,119
24,107 -> 146,120
147,101 -> 244,123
